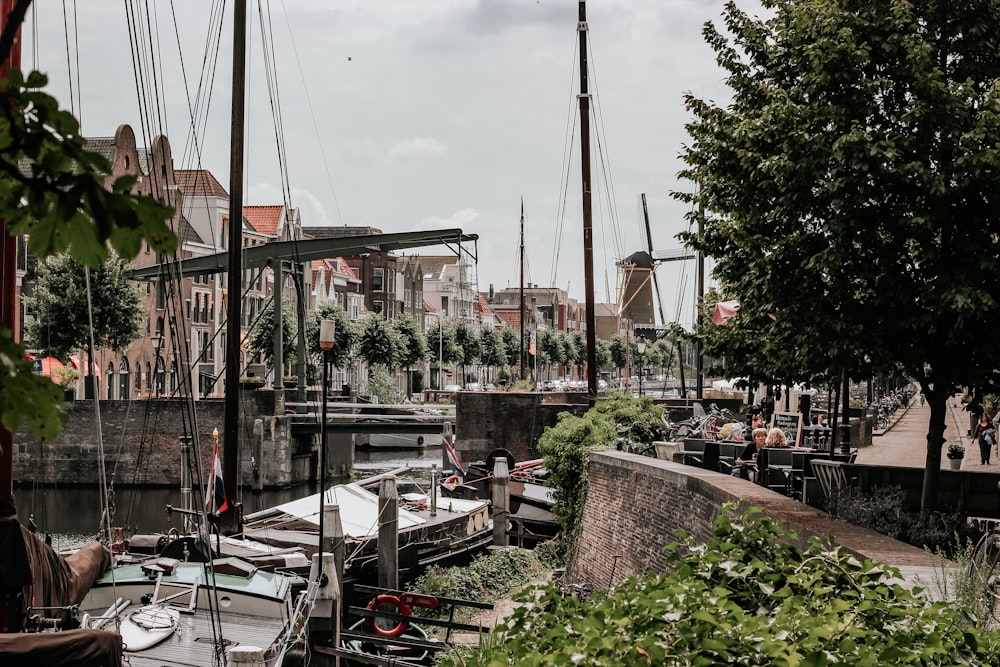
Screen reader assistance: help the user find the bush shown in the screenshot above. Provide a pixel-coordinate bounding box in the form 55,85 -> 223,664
437,505 -> 1000,666
826,485 -> 975,557
409,547 -> 545,609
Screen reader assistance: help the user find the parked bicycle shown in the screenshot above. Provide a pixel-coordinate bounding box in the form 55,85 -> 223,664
662,402 -> 740,442
967,516 -> 1000,623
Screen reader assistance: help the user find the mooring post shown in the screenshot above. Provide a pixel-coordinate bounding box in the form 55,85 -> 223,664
252,419 -> 264,491
492,457 -> 510,546
326,504 -> 344,661
440,422 -> 453,472
378,476 -> 399,591
430,464 -> 438,517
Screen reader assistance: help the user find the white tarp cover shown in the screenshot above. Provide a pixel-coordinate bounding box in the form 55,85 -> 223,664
263,483 -> 484,539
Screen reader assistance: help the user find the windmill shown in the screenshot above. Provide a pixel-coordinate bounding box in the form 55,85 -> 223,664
617,193 -> 694,334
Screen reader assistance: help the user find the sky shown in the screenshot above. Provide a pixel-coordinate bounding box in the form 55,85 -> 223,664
23,0 -> 761,329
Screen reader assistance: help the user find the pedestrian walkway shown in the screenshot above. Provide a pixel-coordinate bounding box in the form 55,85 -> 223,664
857,391 -> 994,473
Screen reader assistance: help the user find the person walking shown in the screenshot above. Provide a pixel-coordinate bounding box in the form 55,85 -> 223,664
973,413 -> 996,465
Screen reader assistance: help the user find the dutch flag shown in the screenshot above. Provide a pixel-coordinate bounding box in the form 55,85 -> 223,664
206,440 -> 230,515
443,435 -> 465,481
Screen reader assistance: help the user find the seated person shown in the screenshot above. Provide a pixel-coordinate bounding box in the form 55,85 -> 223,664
765,427 -> 788,448
738,428 -> 768,463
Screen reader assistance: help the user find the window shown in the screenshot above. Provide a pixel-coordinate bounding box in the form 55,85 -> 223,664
404,289 -> 412,308
373,300 -> 384,315
372,267 -> 384,292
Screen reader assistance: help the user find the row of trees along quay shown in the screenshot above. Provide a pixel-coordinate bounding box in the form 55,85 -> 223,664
241,300 -> 679,395
672,1 -> 1000,517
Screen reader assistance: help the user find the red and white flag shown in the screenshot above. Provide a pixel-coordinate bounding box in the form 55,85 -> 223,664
206,440 -> 230,515
443,435 -> 465,480
711,300 -> 741,326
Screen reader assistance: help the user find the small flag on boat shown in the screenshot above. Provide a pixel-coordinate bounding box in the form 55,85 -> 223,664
443,435 -> 465,480
206,429 -> 230,515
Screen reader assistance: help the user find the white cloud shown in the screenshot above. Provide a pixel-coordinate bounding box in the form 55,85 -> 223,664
385,138 -> 447,163
414,208 -> 479,231
25,0 -> 759,327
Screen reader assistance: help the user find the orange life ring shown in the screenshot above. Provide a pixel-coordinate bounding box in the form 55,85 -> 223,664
443,475 -> 460,487
510,470 -> 533,481
364,594 -> 411,637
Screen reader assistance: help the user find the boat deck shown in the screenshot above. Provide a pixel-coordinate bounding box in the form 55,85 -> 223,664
116,607 -> 289,666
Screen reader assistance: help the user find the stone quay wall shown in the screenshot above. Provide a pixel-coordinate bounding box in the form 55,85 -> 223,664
454,392 -> 589,464
567,451 -> 938,590
14,391 -> 309,489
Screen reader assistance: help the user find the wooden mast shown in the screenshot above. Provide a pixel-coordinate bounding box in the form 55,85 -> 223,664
519,198 -> 527,380
222,0 -> 247,532
578,1 -> 598,404
0,0 -> 23,503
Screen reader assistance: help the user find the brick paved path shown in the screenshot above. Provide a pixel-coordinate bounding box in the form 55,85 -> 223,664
857,391 -> 995,473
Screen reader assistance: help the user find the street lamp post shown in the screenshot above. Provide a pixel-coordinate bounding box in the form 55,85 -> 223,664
317,319 -> 335,580
636,337 -> 646,397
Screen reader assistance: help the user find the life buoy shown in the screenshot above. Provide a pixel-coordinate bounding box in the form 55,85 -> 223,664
364,594 -> 411,637
443,475 -> 460,487
510,470 -> 533,482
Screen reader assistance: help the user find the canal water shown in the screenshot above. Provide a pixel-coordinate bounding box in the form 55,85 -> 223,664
14,446 -> 445,550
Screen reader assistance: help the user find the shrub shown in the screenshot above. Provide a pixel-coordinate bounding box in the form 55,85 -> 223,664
409,547 -> 545,610
438,505 -> 1000,666
825,485 -> 975,557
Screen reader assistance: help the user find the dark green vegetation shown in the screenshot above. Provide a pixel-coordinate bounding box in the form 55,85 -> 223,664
537,393 -> 664,553
438,505 -> 1000,666
0,43 -> 176,439
676,0 -> 1000,514
825,485 -> 972,558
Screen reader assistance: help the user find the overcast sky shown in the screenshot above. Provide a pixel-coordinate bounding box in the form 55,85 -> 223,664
24,0 -> 760,328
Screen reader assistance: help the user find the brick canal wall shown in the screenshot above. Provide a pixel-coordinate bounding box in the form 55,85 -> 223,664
567,451 -> 943,590
13,391 -> 311,489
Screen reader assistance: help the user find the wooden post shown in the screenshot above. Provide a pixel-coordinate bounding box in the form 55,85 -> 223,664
252,419 -> 264,491
326,504 -> 344,662
492,458 -> 510,547
430,464 -> 438,517
377,476 -> 399,591
440,422 -> 453,472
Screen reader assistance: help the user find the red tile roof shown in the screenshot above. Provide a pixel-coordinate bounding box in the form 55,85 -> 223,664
244,205 -> 284,236
175,169 -> 229,198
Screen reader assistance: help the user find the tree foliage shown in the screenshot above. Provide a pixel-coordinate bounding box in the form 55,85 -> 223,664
444,505 -> 1000,666
358,314 -> 399,371
391,314 -> 426,371
675,0 -> 1000,512
1,55 -> 175,439
305,301 -> 359,370
245,300 -> 296,372
25,252 -> 143,359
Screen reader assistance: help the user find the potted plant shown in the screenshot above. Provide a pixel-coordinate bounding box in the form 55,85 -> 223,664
947,442 -> 965,470
53,365 -> 81,400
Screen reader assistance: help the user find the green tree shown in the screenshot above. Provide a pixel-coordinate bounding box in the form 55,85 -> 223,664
1,54 -> 175,439
391,314 -> 426,399
305,301 -> 359,371
426,319 -> 459,365
25,252 -> 143,359
478,326 -> 506,382
452,321 -> 480,384
499,325 -> 522,369
245,300 -> 296,375
608,335 -> 628,377
676,0 -> 1000,513
358,313 -> 399,376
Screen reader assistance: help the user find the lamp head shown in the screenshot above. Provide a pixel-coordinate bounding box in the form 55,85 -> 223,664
636,336 -> 647,355
319,320 -> 335,352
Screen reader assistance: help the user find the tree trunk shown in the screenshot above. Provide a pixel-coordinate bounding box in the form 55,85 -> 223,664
920,387 -> 947,516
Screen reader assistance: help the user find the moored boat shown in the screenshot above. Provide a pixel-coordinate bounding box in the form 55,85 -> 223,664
242,482 -> 492,583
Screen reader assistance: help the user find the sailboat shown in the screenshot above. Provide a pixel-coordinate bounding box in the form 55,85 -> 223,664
1,4 -> 316,666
